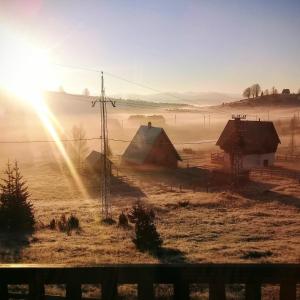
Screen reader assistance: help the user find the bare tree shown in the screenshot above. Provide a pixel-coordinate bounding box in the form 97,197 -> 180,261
250,84 -> 261,98
271,86 -> 278,95
83,88 -> 90,97
243,87 -> 251,99
70,125 -> 89,170
264,89 -> 269,95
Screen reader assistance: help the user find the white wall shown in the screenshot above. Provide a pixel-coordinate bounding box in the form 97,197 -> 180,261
223,152 -> 275,172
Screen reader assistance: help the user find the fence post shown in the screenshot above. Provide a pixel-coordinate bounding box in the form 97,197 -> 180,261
245,283 -> 261,300
280,282 -> 296,300
138,280 -> 154,300
0,283 -> 8,300
209,283 -> 226,300
29,282 -> 45,300
174,280 -> 189,300
102,280 -> 118,300
66,282 -> 82,300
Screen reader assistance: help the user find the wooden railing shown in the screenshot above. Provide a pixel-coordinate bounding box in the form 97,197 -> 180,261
0,264 -> 299,299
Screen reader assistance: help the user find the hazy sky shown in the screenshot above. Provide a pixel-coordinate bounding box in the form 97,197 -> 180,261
1,0 -> 300,96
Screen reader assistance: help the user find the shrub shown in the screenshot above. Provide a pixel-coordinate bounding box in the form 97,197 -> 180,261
0,161 -> 35,232
128,202 -> 162,252
178,200 -> 190,208
57,214 -> 80,233
49,218 -> 56,230
68,214 -> 80,230
57,214 -> 67,232
118,211 -> 129,227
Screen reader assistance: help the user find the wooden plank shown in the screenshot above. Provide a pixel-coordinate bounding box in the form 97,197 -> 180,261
280,282 -> 296,300
245,283 -> 261,300
174,281 -> 189,300
66,282 -> 82,300
102,280 -> 117,300
29,281 -> 45,300
138,281 -> 154,300
209,283 -> 225,300
0,283 -> 8,300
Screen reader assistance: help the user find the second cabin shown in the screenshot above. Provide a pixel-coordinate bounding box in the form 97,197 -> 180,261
122,122 -> 181,168
216,116 -> 281,172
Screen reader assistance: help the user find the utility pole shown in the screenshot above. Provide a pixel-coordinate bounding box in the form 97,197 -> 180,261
92,71 -> 116,221
231,114 -> 246,186
204,115 -> 206,128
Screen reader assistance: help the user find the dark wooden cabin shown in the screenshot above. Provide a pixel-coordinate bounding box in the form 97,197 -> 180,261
216,118 -> 281,171
122,122 -> 181,168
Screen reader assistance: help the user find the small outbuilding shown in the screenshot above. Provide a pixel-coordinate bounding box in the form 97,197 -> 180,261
282,89 -> 291,94
216,117 -> 280,172
122,122 -> 181,168
85,150 -> 112,174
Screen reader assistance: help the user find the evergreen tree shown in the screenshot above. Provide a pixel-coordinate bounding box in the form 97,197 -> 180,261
0,161 -> 35,232
128,202 -> 162,252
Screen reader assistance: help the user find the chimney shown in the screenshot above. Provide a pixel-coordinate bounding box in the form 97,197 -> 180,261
148,121 -> 152,128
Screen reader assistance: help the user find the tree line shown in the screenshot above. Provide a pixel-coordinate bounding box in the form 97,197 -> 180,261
242,84 -> 281,99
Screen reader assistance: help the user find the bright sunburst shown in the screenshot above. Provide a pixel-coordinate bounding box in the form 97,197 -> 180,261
0,32 -> 89,199
0,34 -> 56,103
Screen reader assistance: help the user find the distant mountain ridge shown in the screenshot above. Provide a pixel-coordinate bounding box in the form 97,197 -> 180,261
112,91 -> 240,106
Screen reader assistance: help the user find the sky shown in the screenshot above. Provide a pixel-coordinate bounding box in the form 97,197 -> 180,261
0,0 -> 300,96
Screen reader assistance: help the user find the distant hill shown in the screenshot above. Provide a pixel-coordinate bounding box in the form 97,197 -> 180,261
219,94 -> 300,108
0,90 -> 190,115
112,91 -> 240,106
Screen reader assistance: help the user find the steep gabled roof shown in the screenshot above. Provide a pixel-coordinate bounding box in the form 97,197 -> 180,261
122,125 -> 181,164
216,120 -> 281,154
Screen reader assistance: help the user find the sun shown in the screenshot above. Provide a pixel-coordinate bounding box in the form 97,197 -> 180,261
0,32 -> 89,199
0,34 -> 57,104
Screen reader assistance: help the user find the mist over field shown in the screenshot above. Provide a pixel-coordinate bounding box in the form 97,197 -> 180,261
1,0 -> 300,297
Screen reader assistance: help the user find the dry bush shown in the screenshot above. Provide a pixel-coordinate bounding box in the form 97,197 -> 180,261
48,214 -> 81,234
118,211 -> 129,228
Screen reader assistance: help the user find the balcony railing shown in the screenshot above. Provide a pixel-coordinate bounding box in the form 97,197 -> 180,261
0,263 -> 299,299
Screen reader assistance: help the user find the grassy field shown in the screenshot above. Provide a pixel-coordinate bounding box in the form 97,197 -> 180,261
0,104 -> 299,298
0,156 -> 299,266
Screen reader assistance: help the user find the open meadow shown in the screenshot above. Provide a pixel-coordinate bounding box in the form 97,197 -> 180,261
0,101 -> 300,299
0,103 -> 299,265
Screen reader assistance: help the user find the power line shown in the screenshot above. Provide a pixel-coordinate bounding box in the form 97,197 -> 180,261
53,62 -> 191,104
0,137 -> 217,145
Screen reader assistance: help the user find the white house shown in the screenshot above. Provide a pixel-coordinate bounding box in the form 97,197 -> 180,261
216,118 -> 281,172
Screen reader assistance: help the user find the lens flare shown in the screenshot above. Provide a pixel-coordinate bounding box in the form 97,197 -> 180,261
0,32 -> 89,200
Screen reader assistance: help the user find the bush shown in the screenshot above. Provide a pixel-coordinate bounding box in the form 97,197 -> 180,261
49,219 -> 56,230
178,200 -> 190,208
0,161 -> 35,232
57,214 -> 80,233
128,202 -> 162,252
68,214 -> 80,230
118,211 -> 129,227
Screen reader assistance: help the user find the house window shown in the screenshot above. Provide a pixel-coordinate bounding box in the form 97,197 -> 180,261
263,159 -> 269,167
